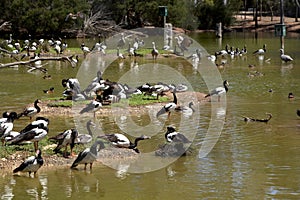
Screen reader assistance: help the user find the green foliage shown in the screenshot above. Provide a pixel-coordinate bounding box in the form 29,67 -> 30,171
194,0 -> 243,30
0,0 -> 275,36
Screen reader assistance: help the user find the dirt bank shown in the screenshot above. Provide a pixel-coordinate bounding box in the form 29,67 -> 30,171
231,14 -> 300,33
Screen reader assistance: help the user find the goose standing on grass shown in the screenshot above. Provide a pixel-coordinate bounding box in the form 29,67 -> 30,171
151,42 -> 159,60
205,80 -> 229,102
156,91 -> 178,118
0,112 -> 17,145
9,123 -> 48,151
253,44 -> 266,55
50,129 -> 78,158
76,120 -> 95,145
13,149 -> 43,177
20,117 -> 49,134
297,109 -> 300,117
280,49 -> 293,62
71,140 -> 105,170
98,134 -> 151,153
18,99 -> 41,120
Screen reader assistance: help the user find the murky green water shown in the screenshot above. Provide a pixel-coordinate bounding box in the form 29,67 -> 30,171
0,31 -> 300,199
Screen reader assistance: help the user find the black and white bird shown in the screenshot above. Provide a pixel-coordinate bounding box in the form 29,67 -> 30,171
165,126 -> 191,143
205,80 -> 229,102
50,128 -> 78,158
79,99 -> 102,118
81,43 -> 90,58
70,140 -> 105,170
9,123 -> 48,151
75,120 -> 95,145
253,44 -> 266,55
0,111 -> 10,124
20,117 -> 49,134
155,126 -> 191,157
13,149 -> 43,177
175,102 -> 195,117
151,42 -> 159,60
98,134 -> 150,153
280,48 -> 293,62
0,112 -> 18,145
18,99 -> 41,120
156,91 -> 178,118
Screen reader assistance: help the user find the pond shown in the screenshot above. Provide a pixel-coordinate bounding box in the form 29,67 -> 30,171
0,30 -> 300,199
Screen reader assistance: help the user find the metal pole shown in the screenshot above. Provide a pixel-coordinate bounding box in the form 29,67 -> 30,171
255,0 -> 258,29
280,0 -> 284,49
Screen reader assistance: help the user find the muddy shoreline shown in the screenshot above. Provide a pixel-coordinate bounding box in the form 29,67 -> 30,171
1,91 -> 208,174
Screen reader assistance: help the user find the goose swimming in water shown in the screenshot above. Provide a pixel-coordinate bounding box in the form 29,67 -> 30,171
155,126 -> 191,157
13,149 -> 43,177
205,80 -> 229,102
50,129 -> 78,158
175,102 -> 195,116
71,140 -> 105,170
98,134 -> 150,153
18,99 -> 41,120
165,126 -> 191,143
242,113 -> 273,123
253,44 -> 266,55
280,48 -> 293,62
156,91 -> 178,118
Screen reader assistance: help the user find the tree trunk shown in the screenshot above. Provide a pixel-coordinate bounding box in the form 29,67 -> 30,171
0,55 -> 77,68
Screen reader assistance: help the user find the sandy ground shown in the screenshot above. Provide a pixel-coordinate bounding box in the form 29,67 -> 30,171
0,91 -> 209,174
231,14 -> 300,33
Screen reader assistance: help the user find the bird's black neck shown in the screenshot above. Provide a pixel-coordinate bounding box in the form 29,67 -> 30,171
129,137 -> 143,149
189,103 -> 195,112
36,152 -> 44,165
172,92 -> 177,104
34,100 -> 41,113
223,82 -> 228,92
87,122 -> 93,136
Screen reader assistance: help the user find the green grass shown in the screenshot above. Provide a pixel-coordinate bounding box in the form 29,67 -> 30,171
113,94 -> 170,107
44,94 -> 170,108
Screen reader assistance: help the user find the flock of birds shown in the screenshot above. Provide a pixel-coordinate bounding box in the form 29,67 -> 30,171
0,31 -> 298,178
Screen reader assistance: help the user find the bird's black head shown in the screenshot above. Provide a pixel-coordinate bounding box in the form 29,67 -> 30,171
2,111 -> 10,118
9,112 -> 18,120
35,99 -> 41,104
167,126 -> 176,133
138,135 -> 151,140
36,117 -> 49,123
87,120 -> 96,127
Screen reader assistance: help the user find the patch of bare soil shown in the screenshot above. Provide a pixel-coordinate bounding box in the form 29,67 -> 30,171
231,15 -> 300,33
